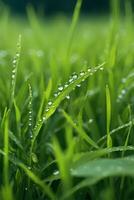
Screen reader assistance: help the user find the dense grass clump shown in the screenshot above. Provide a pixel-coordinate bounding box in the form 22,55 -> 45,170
1,0 -> 134,199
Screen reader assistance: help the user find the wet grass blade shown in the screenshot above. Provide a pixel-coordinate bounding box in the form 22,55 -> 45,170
31,63 -> 105,153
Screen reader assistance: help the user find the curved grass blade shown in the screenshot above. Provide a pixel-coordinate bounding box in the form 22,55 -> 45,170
62,156 -> 134,199
97,119 -> 134,145
31,62 -> 105,152
62,177 -> 103,200
73,146 -> 134,162
18,163 -> 56,200
71,156 -> 134,178
61,109 -> 99,149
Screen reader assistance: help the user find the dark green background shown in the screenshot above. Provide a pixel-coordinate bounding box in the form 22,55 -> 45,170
1,0 -> 132,15
1,0 -> 110,15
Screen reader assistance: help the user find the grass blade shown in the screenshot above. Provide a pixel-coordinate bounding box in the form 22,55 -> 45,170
106,85 -> 112,148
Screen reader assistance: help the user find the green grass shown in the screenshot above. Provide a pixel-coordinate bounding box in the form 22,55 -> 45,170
1,0 -> 134,199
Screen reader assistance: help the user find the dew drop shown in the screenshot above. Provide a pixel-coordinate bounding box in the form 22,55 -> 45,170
69,78 -> 73,83
88,68 -> 91,72
58,86 -> 63,91
12,74 -> 15,79
13,60 -> 17,64
121,89 -> 126,95
89,118 -> 94,124
77,84 -> 81,87
72,74 -> 78,79
16,53 -> 20,57
64,84 -> 68,88
48,101 -> 52,106
122,78 -> 126,83
30,135 -> 33,139
28,166 -> 31,170
12,69 -> 16,74
43,117 -> 46,121
66,95 -> 70,99
100,67 -> 104,71
53,170 -> 59,175
80,71 -> 85,76
54,93 -> 58,97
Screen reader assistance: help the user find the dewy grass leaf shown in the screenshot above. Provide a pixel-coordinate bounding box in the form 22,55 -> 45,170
106,85 -> 112,148
97,119 -> 134,145
71,156 -> 134,178
10,34 -> 21,108
31,63 -> 105,152
73,146 -> 134,162
63,156 -> 134,199
28,84 -> 33,139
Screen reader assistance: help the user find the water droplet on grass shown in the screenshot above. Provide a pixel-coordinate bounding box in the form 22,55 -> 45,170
64,84 -> 68,88
66,95 -> 70,99
13,60 -> 17,64
43,117 -> 46,121
30,135 -> 33,139
89,119 -> 94,124
80,71 -> 85,76
122,78 -> 126,83
53,170 -> 59,175
16,53 -> 20,57
69,78 -> 73,83
77,84 -> 81,87
48,101 -> 52,106
121,89 -> 126,94
72,74 -> 78,79
12,69 -> 16,74
54,93 -> 58,97
100,67 -> 104,71
28,166 -> 31,170
58,86 -> 63,91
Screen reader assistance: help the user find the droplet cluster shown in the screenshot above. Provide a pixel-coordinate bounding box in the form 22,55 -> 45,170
33,63 -> 105,133
117,89 -> 127,103
28,84 -> 33,138
11,35 -> 21,102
